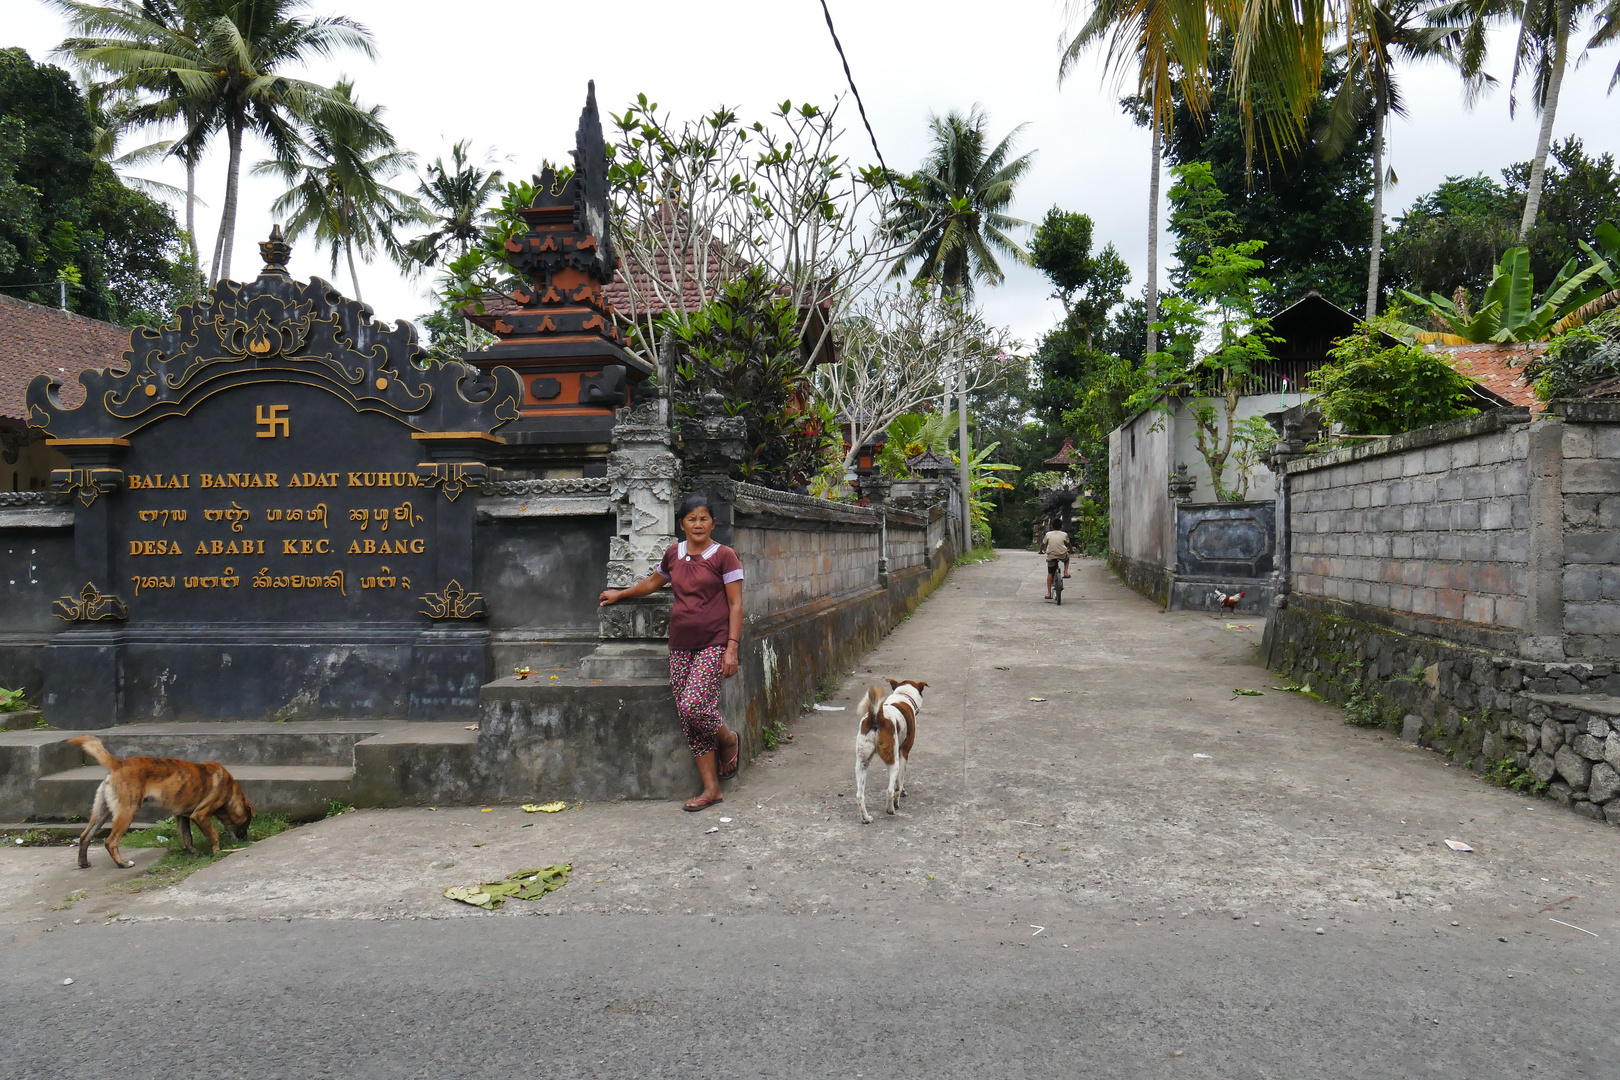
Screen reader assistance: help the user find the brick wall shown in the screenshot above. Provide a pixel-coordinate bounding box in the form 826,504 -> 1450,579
735,522 -> 882,618
1554,402 -> 1620,657
1288,411 -> 1532,632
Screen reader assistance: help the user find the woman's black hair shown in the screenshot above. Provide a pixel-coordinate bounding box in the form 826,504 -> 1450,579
677,492 -> 713,520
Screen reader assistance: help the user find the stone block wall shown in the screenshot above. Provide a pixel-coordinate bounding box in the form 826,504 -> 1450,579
1287,411 -> 1532,634
1556,402 -> 1620,658
1265,597 -> 1620,826
735,522 -> 881,619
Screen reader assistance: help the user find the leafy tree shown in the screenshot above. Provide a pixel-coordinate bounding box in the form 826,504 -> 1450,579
1384,139 -> 1620,300
1523,310 -> 1620,397
881,105 -> 1033,298
1383,173 -> 1521,298
255,78 -> 419,302
1136,48 -> 1374,313
1128,226 -> 1278,500
53,0 -> 376,283
0,48 -> 191,325
1308,312 -> 1482,432
667,267 -> 825,491
1029,207 -> 1131,346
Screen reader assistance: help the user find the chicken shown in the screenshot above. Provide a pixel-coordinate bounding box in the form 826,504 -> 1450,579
1215,589 -> 1246,613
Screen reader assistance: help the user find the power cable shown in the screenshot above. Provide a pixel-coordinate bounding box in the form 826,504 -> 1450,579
816,0 -> 895,187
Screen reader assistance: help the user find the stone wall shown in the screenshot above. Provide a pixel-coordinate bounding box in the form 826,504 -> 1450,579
1262,402 -> 1620,827
1285,410 -> 1532,642
1265,596 -> 1620,825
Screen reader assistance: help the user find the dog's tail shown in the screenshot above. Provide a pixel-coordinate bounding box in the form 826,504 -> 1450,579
857,684 -> 886,733
68,735 -> 119,770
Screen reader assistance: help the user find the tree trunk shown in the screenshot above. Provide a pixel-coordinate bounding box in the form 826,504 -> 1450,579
213,119 -> 244,283
345,236 -> 363,303
1517,0 -> 1572,244
1365,93 -> 1386,318
184,156 -> 199,274
1145,79 -> 1162,358
958,363 -> 972,553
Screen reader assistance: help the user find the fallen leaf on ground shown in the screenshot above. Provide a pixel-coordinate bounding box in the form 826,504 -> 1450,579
1224,624 -> 1254,630
1232,688 -> 1264,697
464,725 -> 478,731
521,801 -> 568,814
444,864 -> 571,909
1028,697 -> 1047,702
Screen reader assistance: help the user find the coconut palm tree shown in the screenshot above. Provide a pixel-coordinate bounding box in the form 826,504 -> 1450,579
254,79 -> 420,302
1316,0 -> 1487,315
401,141 -> 505,271
1495,0 -> 1607,241
52,0 -> 375,284
881,106 -> 1034,299
1059,0 -> 1214,355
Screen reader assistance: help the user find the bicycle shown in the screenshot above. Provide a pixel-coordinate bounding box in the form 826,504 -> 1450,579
1046,557 -> 1065,605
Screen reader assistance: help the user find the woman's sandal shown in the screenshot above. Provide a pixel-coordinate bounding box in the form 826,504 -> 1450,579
683,794 -> 723,812
718,738 -> 740,780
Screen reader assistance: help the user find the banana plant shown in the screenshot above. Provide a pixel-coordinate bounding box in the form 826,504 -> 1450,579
963,440 -> 1018,544
1398,240 -> 1616,344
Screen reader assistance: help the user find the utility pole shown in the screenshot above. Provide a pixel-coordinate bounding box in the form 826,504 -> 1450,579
58,277 -> 68,311
957,363 -> 971,555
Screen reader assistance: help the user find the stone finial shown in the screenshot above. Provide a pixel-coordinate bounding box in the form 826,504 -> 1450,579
1168,463 -> 1196,503
259,224 -> 291,276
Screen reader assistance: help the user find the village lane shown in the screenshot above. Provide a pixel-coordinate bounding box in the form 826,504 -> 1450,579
3,552 -> 1618,1077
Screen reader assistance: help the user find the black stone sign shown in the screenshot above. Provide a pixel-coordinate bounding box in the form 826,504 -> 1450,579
26,228 -> 523,725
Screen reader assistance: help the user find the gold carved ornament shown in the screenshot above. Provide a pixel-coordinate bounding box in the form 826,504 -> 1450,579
53,582 -> 129,622
419,580 -> 486,620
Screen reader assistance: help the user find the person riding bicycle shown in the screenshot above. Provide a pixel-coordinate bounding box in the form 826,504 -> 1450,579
1041,525 -> 1071,600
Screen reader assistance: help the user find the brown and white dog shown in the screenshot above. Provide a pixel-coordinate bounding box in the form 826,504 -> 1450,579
855,678 -> 927,824
70,735 -> 254,869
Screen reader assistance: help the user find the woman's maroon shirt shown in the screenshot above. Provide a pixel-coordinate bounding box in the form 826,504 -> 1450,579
655,541 -> 744,651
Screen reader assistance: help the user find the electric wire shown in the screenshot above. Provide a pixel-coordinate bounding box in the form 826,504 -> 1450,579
816,0 -> 894,187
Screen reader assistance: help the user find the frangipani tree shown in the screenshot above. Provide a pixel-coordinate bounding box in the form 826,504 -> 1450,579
607,95 -> 906,368
814,286 -> 1020,477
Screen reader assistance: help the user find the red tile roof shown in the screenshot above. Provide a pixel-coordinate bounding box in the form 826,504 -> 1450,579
1427,342 -> 1543,412
0,294 -> 126,420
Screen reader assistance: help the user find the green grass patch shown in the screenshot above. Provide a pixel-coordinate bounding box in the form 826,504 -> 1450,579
50,890 -> 88,911
1485,757 -> 1549,794
955,545 -> 997,566
761,717 -> 790,752
110,813 -> 295,893
325,799 -> 355,818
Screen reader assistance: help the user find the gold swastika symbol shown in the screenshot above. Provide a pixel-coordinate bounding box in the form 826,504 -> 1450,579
255,404 -> 290,438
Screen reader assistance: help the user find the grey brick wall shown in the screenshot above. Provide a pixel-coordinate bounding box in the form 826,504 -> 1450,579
734,523 -> 883,618
1558,415 -> 1620,656
1289,419 -> 1531,630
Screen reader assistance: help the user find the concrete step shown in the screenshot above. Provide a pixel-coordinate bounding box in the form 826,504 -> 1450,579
68,721 -> 391,768
1526,693 -> 1620,717
33,765 -> 354,823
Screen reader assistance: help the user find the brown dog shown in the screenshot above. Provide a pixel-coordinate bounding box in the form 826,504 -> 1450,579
70,735 -> 254,869
854,678 -> 927,824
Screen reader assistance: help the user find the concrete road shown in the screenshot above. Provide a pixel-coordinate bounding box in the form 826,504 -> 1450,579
3,553 -> 1617,1078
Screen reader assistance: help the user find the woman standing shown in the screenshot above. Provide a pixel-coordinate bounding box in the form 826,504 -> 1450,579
599,494 -> 743,811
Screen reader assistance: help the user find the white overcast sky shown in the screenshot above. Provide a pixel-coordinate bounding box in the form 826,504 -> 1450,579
11,0 -> 1620,345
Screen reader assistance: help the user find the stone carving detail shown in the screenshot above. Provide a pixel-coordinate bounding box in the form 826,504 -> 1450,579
53,582 -> 128,622
598,596 -> 671,640
27,227 -> 522,441
0,490 -> 72,507
681,389 -> 748,488
603,397 -> 680,593
418,580 -> 487,620
480,477 -> 611,497
1168,463 -> 1196,503
51,467 -> 123,508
